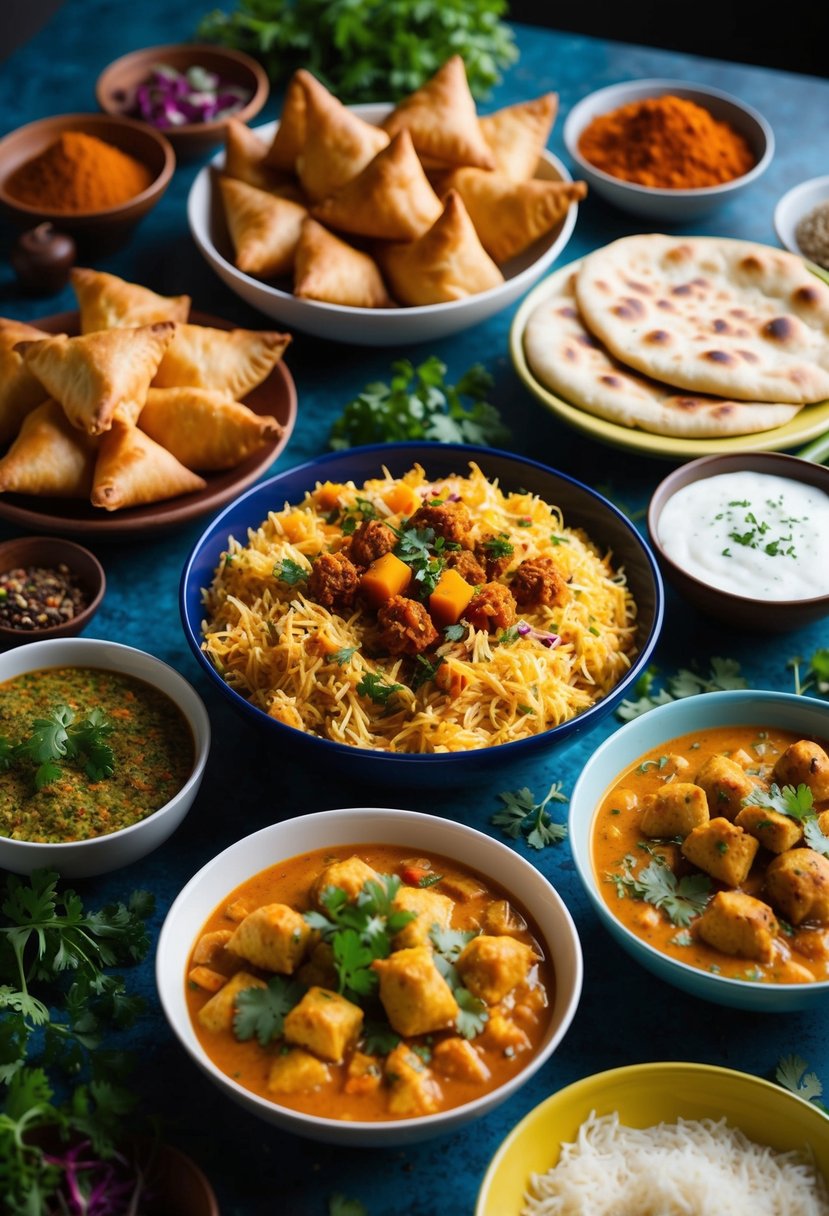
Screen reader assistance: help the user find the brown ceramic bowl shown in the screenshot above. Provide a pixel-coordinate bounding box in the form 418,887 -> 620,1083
0,535 -> 105,645
96,43 -> 269,160
0,112 -> 174,246
648,452 -> 829,632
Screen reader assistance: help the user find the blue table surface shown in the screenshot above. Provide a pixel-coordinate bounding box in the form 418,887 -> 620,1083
2,5 -> 829,1213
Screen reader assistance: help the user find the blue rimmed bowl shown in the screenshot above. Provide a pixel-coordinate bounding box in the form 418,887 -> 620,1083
569,688 -> 829,1011
180,442 -> 663,784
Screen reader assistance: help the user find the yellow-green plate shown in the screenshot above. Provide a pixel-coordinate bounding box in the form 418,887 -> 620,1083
476,1062 -> 829,1216
511,258 -> 829,461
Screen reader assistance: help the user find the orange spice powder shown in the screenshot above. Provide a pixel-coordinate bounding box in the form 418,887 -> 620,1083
6,131 -> 153,213
578,94 -> 756,189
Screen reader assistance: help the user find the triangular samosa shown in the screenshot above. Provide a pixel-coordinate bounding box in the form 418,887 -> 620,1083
91,421 -> 206,511
220,176 -> 307,278
0,399 -> 98,498
71,268 -> 190,333
139,387 -> 283,470
382,56 -> 494,170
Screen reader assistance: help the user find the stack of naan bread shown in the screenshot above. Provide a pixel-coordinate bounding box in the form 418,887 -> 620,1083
0,269 -> 290,511
524,234 -> 829,437
218,55 -> 586,307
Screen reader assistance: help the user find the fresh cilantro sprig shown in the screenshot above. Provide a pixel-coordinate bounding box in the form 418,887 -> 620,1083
742,782 -> 814,821
392,524 -> 460,598
608,854 -> 711,927
356,672 -> 404,706
775,1054 -> 827,1111
492,781 -> 569,850
789,648 -> 829,697
234,976 -> 306,1046
616,658 -> 747,721
304,876 -> 415,1004
198,0 -> 518,105
429,926 -> 488,1040
329,357 -> 510,449
274,557 -> 308,585
0,705 -> 115,791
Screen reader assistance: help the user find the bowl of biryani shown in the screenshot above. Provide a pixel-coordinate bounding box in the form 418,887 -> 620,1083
476,1062 -> 829,1216
180,443 -> 663,782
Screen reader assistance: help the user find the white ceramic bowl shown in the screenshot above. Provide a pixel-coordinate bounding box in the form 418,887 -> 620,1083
187,106 -> 580,345
157,807 -> 583,1146
0,638 -> 210,878
569,689 -> 829,1012
563,78 -> 773,222
775,174 -> 829,262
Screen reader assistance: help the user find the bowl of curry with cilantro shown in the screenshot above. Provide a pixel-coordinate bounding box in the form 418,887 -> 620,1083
0,637 -> 210,878
156,806 -> 583,1145
569,688 -> 829,1011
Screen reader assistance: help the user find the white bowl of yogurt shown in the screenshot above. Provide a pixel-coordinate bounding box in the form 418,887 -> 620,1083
648,453 -> 829,632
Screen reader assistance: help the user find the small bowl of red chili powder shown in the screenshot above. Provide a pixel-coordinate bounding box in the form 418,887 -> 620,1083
563,78 -> 773,222
0,536 -> 105,647
0,112 -> 174,248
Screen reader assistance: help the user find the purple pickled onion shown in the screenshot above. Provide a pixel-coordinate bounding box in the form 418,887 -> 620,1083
131,62 -> 250,127
517,620 -> 560,648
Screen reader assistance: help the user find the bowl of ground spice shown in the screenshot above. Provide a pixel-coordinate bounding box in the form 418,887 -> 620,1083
0,112 -> 174,246
563,79 -> 773,221
774,175 -> 829,270
0,536 -> 105,645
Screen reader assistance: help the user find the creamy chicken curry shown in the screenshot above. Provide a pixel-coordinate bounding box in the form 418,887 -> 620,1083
593,726 -> 829,983
185,844 -> 554,1120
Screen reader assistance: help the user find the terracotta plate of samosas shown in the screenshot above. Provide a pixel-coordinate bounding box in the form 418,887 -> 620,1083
187,56 -> 585,345
0,268 -> 296,537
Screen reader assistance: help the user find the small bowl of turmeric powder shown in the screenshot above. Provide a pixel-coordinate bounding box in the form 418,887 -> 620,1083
0,112 -> 174,247
563,79 -> 773,222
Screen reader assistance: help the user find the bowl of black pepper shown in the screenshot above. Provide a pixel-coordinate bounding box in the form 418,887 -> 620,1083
0,536 -> 105,646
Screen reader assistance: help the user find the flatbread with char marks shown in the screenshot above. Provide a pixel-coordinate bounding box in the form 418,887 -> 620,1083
575,234 -> 829,404
524,264 -> 802,437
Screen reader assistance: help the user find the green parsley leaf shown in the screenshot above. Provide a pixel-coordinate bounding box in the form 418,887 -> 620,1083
616,658 -> 747,720
804,818 -> 829,856
356,672 -> 404,706
742,782 -> 814,821
361,1022 -> 400,1056
454,987 -> 489,1040
233,976 -> 305,1046
274,557 -> 308,585
330,646 -> 357,666
609,856 -> 711,927
329,357 -> 510,449
492,782 -> 569,849
775,1054 -> 826,1108
411,654 -> 444,691
482,534 -> 514,559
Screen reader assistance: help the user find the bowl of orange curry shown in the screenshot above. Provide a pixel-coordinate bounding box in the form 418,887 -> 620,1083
156,806 -> 583,1144
569,688 -> 829,1011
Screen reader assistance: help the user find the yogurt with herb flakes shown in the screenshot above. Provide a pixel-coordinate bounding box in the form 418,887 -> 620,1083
657,470 -> 829,601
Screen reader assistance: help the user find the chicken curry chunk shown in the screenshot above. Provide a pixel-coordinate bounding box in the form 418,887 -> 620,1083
229,903 -> 311,973
373,945 -> 459,1036
695,890 -> 779,963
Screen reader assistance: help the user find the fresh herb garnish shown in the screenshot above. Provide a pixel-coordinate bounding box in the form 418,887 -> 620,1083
304,876 -> 415,1004
804,818 -> 829,856
233,977 -> 305,1047
0,705 -> 115,791
481,534 -> 514,560
429,926 -> 487,1040
330,646 -> 358,666
788,648 -> 829,697
329,357 -> 510,448
775,1054 -> 826,1110
411,654 -> 444,690
356,672 -> 405,706
198,0 -> 518,105
616,658 -> 747,720
392,524 -> 454,597
609,854 -> 711,927
274,557 -> 308,585
444,623 -> 466,642
361,1022 -> 401,1056
492,782 -> 569,850
742,782 -> 814,821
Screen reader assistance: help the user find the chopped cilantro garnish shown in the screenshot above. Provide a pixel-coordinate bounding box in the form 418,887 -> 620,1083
608,854 -> 711,927
330,646 -> 357,665
274,557 -> 308,585
234,976 -> 305,1046
492,782 -> 568,850
356,672 -> 404,705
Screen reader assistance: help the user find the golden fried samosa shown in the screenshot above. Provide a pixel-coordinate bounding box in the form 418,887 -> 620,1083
294,218 -> 395,308
19,323 -> 175,435
0,399 -> 98,498
311,130 -> 441,241
479,93 -> 558,181
0,318 -> 59,447
71,268 -> 190,333
378,191 -> 503,305
139,388 -> 282,470
382,55 -> 494,170
441,169 -> 587,262
296,71 -> 389,204
152,322 -> 291,398
263,71 -> 308,173
224,119 -> 306,201
91,420 -> 206,511
220,176 -> 307,278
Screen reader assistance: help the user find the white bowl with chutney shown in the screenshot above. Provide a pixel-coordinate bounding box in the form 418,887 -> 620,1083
0,637 -> 210,878
156,806 -> 583,1145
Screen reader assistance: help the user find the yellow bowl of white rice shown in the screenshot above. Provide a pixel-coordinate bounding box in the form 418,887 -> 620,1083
476,1061 -> 829,1216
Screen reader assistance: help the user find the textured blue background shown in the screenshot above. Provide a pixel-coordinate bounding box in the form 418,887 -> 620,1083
1,5 -> 828,1213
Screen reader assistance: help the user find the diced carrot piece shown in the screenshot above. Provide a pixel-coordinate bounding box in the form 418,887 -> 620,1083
279,512 -> 306,542
360,552 -> 412,606
314,481 -> 345,510
429,568 -> 474,627
383,483 -> 419,516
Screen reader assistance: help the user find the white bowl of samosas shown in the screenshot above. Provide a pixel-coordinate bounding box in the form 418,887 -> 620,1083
187,57 -> 585,345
